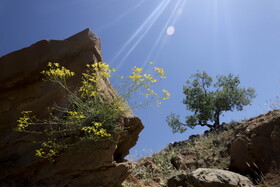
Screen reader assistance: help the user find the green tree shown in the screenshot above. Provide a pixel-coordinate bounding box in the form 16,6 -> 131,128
167,71 -> 256,133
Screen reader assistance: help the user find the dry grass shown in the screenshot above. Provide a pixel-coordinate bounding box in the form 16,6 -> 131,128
123,121 -> 243,186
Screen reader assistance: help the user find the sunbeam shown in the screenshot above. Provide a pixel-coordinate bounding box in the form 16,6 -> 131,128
212,0 -> 219,68
142,0 -> 187,69
142,0 -> 187,68
112,0 -> 171,70
212,0 -> 235,72
116,1 -> 171,69
96,0 -> 146,33
222,1 -> 238,73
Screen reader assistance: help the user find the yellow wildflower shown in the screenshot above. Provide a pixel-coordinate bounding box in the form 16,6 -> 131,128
133,66 -> 143,74
90,91 -> 97,97
162,89 -> 171,100
129,72 -> 143,81
93,122 -> 102,127
149,90 -> 157,95
154,67 -> 165,76
47,149 -> 58,157
81,126 -> 96,133
41,63 -> 75,79
81,124 -> 111,137
96,128 -> 111,137
47,62 -> 52,67
143,74 -> 153,81
35,149 -> 45,157
68,111 -> 85,120
16,111 -> 32,131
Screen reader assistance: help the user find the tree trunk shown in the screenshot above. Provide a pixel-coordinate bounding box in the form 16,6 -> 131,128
214,111 -> 220,128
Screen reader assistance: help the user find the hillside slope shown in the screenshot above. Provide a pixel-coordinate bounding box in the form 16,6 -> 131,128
123,110 -> 280,187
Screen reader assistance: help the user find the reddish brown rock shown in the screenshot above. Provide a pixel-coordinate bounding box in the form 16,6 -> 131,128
0,28 -> 102,134
0,29 -> 144,186
229,110 -> 280,178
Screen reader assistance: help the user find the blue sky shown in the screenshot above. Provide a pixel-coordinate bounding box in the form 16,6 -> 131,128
1,0 -> 280,158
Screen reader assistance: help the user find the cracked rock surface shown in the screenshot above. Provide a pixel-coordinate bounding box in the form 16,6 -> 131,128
0,29 -> 143,186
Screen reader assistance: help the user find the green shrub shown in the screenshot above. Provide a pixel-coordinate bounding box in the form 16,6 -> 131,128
16,62 -> 170,161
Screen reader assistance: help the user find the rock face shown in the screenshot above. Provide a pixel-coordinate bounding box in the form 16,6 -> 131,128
229,110 -> 280,178
0,29 -> 144,186
167,168 -> 254,187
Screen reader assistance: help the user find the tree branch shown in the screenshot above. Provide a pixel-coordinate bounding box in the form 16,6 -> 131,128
198,120 -> 214,129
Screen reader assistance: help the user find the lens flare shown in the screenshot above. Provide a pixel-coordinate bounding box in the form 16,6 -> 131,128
113,0 -> 171,70
166,26 -> 175,35
143,0 -> 187,68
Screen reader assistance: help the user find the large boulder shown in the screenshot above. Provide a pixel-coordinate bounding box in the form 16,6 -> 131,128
167,168 -> 254,187
229,110 -> 280,178
0,29 -> 144,186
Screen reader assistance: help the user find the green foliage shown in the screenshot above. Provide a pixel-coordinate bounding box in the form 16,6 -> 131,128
167,71 -> 256,133
16,62 -> 170,161
166,113 -> 186,134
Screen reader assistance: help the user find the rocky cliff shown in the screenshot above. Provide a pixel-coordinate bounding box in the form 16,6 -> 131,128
229,110 -> 280,184
0,29 -> 144,186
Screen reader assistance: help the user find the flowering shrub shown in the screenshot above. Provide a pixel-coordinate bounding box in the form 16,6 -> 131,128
16,61 -> 170,161
119,62 -> 170,109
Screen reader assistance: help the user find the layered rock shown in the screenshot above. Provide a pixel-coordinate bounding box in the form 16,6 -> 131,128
0,29 -> 144,186
167,168 -> 254,187
229,110 -> 280,178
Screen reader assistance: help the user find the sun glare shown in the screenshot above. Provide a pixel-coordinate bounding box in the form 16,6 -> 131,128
166,26 -> 175,35
110,0 -> 188,71
112,0 -> 171,70
96,0 -> 146,32
143,0 -> 187,68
